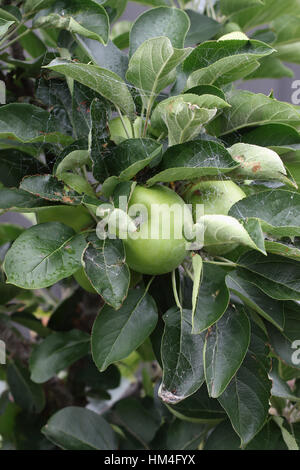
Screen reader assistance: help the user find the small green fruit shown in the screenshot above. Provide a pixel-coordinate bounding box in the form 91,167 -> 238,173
73,267 -> 97,294
123,185 -> 193,275
108,116 -> 143,144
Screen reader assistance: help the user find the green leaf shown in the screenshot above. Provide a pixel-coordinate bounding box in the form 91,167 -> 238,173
30,329 -> 90,383
228,143 -> 296,188
245,55 -> 294,80
0,149 -> 47,188
272,15 -> 300,45
88,98 -> 111,183
104,138 -> 162,181
268,323 -> 300,371
218,322 -> 271,446
24,0 -> 54,14
270,362 -> 300,402
20,174 -> 82,204
55,149 -> 90,175
273,416 -> 299,451
57,172 -> 95,198
204,304 -> 250,398
44,59 -> 135,119
126,37 -> 191,108
201,215 -> 265,253
193,263 -> 229,334
238,252 -> 300,301
239,123 -> 300,155
0,18 -> 15,39
42,406 -> 117,450
150,94 -> 229,146
112,398 -> 161,447
0,188 -> 52,214
183,40 -> 274,88
276,42 -> 300,64
159,307 -> 205,404
166,384 -> 226,424
6,361 -> 45,413
208,90 -> 300,137
185,9 -> 221,46
220,0 -> 264,17
155,419 -> 207,450
204,420 -> 241,450
265,240 -> 300,261
92,288 -> 158,371
0,103 -> 73,144
129,6 -> 190,56
147,140 -> 238,185
229,190 -> 300,238
226,269 -> 285,330
33,0 -> 109,44
4,222 -> 87,289
75,37 -> 128,79
82,234 -> 130,310
230,0 -> 300,31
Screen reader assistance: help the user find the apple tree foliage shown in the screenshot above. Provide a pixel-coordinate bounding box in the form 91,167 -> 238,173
0,0 -> 300,451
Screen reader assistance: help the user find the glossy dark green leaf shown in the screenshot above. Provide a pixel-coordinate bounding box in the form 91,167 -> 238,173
48,289 -> 84,331
159,307 -> 205,404
42,406 -> 117,450
30,329 -> 90,383
238,123 -> 300,155
112,398 -> 161,447
83,234 -> 130,309
204,420 -> 241,450
45,59 -> 135,118
129,6 -> 190,57
33,0 -> 109,44
74,356 -> 120,391
92,288 -> 158,371
226,269 -> 285,330
6,361 -> 45,413
167,384 -> 226,424
218,323 -> 272,446
4,222 -> 87,289
0,103 -> 73,144
155,419 -> 207,450
230,190 -> 300,238
238,252 -> 300,301
208,90 -> 300,137
147,140 -> 238,185
193,263 -> 229,334
204,304 -> 250,398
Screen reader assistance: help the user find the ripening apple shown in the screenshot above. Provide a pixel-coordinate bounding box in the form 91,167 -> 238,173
122,185 -> 193,275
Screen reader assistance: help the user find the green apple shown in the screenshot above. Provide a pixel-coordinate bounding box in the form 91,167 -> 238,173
184,180 -> 246,218
37,205 -> 94,232
73,267 -> 97,294
183,180 -> 246,256
122,185 -> 193,275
